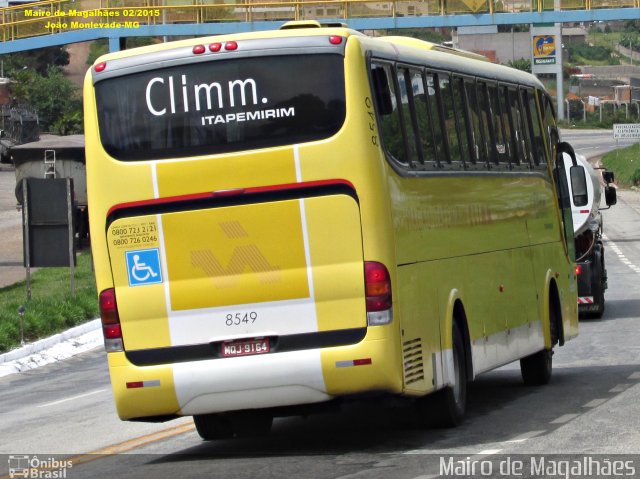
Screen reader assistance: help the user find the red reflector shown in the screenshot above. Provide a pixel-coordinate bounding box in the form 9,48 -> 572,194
212,188 -> 245,198
209,42 -> 222,52
579,209 -> 590,213
193,45 -> 206,54
103,323 -> 122,339
575,265 -> 582,275
365,261 -> 392,312
353,358 -> 372,366
94,62 -> 106,73
329,36 -> 343,45
225,41 -> 238,51
99,288 -> 120,325
126,381 -> 144,389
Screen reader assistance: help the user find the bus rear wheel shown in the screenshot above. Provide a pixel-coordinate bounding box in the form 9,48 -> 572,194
193,411 -> 273,441
520,296 -> 557,385
193,413 -> 234,441
520,348 -> 553,386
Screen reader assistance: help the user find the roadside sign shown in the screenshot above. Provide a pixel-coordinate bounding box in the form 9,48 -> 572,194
533,35 -> 556,65
613,123 -> 640,139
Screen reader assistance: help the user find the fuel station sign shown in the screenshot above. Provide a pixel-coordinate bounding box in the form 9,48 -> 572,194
533,35 -> 557,65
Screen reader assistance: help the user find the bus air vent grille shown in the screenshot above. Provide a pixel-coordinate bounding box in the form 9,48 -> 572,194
403,338 -> 424,385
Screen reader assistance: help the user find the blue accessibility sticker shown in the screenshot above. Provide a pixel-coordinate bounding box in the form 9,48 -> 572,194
125,248 -> 163,287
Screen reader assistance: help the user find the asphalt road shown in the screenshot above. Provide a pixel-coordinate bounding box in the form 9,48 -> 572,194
1,132 -> 639,478
561,129 -> 639,161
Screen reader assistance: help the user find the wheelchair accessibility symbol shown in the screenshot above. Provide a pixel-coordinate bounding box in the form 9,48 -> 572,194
125,249 -> 163,286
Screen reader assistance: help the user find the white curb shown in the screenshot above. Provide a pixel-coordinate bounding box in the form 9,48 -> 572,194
0,319 -> 102,378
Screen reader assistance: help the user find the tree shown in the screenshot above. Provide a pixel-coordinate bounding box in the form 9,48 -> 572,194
506,58 -> 531,73
13,66 -> 83,134
2,47 -> 69,77
623,20 -> 640,33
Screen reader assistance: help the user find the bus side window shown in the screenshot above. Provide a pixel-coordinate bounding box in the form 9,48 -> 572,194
371,65 -> 393,115
438,73 -> 459,165
487,83 -> 510,165
519,88 -> 538,167
371,62 -> 407,165
464,79 -> 484,165
499,84 -> 517,166
508,87 -> 530,168
525,90 -> 547,166
541,92 -> 558,162
477,81 -> 495,165
426,72 -> 446,167
411,69 -> 437,165
452,76 -> 472,168
396,67 -> 421,167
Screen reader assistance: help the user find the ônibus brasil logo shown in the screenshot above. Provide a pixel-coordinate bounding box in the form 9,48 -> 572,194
8,456 -> 72,479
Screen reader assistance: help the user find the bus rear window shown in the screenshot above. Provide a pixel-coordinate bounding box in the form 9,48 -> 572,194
94,54 -> 346,161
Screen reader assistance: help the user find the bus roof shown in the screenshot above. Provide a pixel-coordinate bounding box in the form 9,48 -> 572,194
377,36 -> 489,62
89,25 -> 544,91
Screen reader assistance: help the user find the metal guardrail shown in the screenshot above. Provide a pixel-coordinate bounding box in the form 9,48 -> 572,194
1,0 -> 639,43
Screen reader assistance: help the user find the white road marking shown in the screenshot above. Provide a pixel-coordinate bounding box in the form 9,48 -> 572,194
477,449 -> 503,456
582,398 -> 607,408
504,430 -> 546,443
629,372 -> 640,380
603,236 -> 640,275
551,413 -> 579,424
609,384 -> 632,393
37,388 -> 108,408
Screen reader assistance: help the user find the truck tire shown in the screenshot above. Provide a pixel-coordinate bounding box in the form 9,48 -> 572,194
590,245 -> 605,319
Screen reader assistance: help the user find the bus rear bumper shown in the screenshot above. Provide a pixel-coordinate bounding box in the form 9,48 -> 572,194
108,333 -> 401,420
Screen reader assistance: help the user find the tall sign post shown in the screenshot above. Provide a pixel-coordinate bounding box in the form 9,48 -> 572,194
531,24 -> 564,120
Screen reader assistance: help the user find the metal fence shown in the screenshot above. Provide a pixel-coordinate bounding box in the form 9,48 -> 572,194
1,0 -> 639,42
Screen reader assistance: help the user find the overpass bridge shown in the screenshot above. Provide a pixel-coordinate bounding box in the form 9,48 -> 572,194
1,0 -> 639,53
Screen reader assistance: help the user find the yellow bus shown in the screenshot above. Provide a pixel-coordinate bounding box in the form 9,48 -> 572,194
84,22 -> 586,438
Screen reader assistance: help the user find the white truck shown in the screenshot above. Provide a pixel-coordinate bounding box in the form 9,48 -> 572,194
563,153 -> 617,318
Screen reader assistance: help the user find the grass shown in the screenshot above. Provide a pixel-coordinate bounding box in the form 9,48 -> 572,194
601,143 -> 640,187
0,252 -> 99,353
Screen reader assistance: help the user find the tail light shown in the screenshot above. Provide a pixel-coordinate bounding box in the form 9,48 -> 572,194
575,265 -> 582,275
99,288 -> 123,352
364,261 -> 393,325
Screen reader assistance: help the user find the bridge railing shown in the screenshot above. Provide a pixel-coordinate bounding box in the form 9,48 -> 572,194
1,0 -> 639,43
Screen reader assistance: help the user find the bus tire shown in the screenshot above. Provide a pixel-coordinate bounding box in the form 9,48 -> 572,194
193,413 -> 234,441
230,411 -> 273,438
422,324 -> 467,428
520,295 -> 556,386
520,348 -> 552,386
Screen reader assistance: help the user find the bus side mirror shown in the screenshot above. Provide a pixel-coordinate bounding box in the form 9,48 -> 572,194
570,165 -> 588,207
604,185 -> 617,206
602,170 -> 615,184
